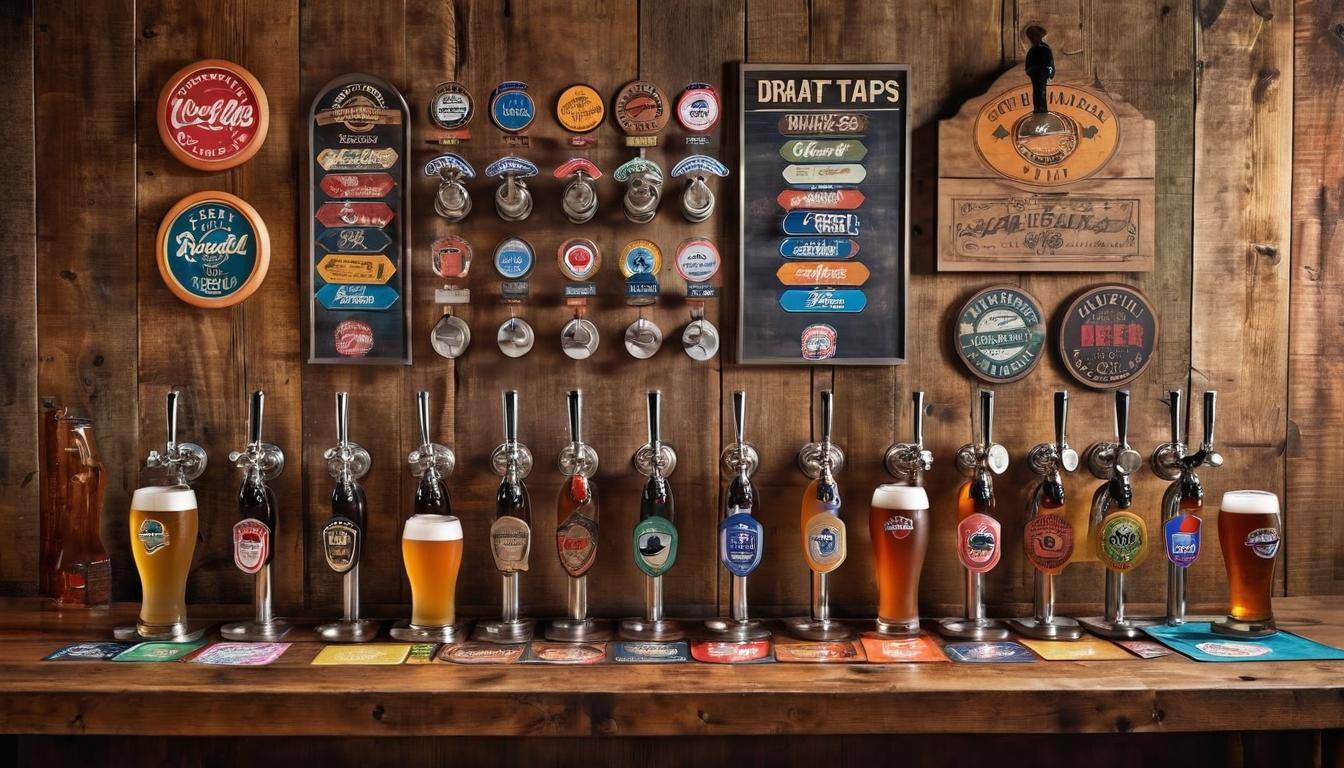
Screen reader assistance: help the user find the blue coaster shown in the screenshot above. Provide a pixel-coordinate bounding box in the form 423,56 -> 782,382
1144,622 -> 1344,662
943,641 -> 1036,663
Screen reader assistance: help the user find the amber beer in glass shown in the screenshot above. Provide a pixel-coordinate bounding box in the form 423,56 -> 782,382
870,484 -> 930,635
129,486 -> 199,632
402,514 -> 464,627
1217,490 -> 1281,627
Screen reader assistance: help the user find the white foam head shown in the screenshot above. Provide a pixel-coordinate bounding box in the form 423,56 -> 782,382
403,514 -> 463,541
131,485 -> 197,512
1220,490 -> 1280,516
872,484 -> 929,510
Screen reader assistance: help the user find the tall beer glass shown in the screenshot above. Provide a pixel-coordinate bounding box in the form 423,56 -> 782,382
1217,490 -> 1281,632
402,514 -> 464,628
129,486 -> 199,633
870,484 -> 930,635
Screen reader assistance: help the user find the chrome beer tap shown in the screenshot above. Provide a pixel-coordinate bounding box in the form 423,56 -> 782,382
1010,391 -> 1084,641
706,390 -> 769,641
547,390 -> 611,642
316,392 -> 379,642
144,389 -> 207,487
476,390 -> 536,643
485,156 -> 538,221
788,389 -> 852,640
670,155 -> 729,222
885,391 -> 933,486
620,390 -> 684,642
424,153 -> 475,222
614,157 -> 664,223
555,158 -> 602,224
1150,390 -> 1221,625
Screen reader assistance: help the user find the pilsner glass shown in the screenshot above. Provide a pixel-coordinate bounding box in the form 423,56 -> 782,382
402,514 -> 464,628
1217,490 -> 1281,629
870,484 -> 930,635
128,486 -> 199,633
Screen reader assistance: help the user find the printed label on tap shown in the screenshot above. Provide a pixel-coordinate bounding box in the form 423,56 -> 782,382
490,516 -> 532,573
634,516 -> 678,577
1164,513 -> 1201,567
957,513 -> 1001,573
803,512 -> 847,573
719,512 -> 763,577
232,518 -> 270,574
322,517 -> 359,573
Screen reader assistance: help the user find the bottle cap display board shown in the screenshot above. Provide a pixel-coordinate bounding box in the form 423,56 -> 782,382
738,64 -> 909,365
307,74 -> 412,364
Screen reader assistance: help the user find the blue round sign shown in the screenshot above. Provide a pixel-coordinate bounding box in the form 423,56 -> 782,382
156,191 -> 270,308
491,86 -> 535,134
494,237 -> 535,280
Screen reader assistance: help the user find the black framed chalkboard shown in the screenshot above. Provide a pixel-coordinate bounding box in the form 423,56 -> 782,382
737,64 -> 909,365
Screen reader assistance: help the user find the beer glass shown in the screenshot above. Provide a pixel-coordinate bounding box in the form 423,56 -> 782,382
1216,490 -> 1281,634
870,484 -> 930,635
402,513 -> 464,628
129,485 -> 199,633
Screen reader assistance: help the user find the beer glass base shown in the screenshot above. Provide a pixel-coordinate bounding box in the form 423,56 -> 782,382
473,618 -> 535,644
936,617 -> 1010,641
221,618 -> 293,642
390,619 -> 473,643
874,618 -> 921,637
1077,616 -> 1158,640
1008,616 -> 1084,641
315,618 -> 381,643
114,621 -> 209,643
706,617 -> 772,641
620,618 -> 685,642
545,618 -> 613,643
1211,617 -> 1277,638
784,617 -> 851,641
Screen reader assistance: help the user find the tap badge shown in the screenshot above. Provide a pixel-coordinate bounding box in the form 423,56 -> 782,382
1095,510 -> 1148,572
490,516 -> 532,573
615,80 -> 669,137
957,513 -> 1001,573
156,191 -> 271,309
494,237 -> 535,280
676,83 -> 721,133
620,240 -> 663,278
674,238 -> 720,283
804,512 -> 847,573
955,285 -> 1046,384
1163,513 -> 1201,567
489,81 -> 535,134
556,510 -> 599,578
1023,513 -> 1073,575
973,81 -> 1120,187
801,324 -> 838,361
322,517 -> 359,573
720,512 -> 763,577
232,518 -> 270,574
558,238 -> 601,281
1059,284 -> 1159,389
1246,526 -> 1281,559
428,81 -> 474,131
157,59 -> 269,171
555,84 -> 605,134
431,235 -> 472,280
137,518 -> 169,555
633,516 -> 678,577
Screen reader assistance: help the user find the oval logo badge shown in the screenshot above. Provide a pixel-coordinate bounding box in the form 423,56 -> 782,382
957,512 -> 1001,573
490,82 -> 535,134
1023,513 -> 1073,575
334,319 -> 374,357
973,82 -> 1121,187
556,84 -> 605,134
1164,513 -> 1201,567
675,238 -> 720,283
801,324 -> 838,361
156,191 -> 270,309
804,512 -> 847,573
634,516 -> 678,577
1059,284 -> 1159,389
490,515 -> 532,573
494,237 -> 535,280
156,58 -> 269,171
955,285 -> 1046,384
558,238 -> 601,281
620,239 -> 663,277
676,83 -> 721,132
1246,526 -> 1281,559
233,518 -> 270,574
614,80 -> 669,136
1095,510 -> 1148,572
556,514 -> 599,578
429,81 -> 473,131
720,512 -> 763,577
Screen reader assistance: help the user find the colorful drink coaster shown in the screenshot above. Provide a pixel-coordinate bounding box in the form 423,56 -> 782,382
405,643 -> 440,664
435,642 -> 525,664
312,644 -> 411,665
772,639 -> 866,663
157,58 -> 269,171
611,641 -> 692,663
690,639 -> 775,664
1143,623 -> 1344,662
1115,639 -> 1173,659
1016,635 -> 1130,661
523,641 -> 607,664
113,639 -> 208,662
942,640 -> 1037,663
858,632 -> 949,663
44,642 -> 131,661
189,642 -> 290,666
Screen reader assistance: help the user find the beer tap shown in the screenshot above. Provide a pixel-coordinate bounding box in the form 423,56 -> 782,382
391,390 -> 469,643
670,155 -> 729,222
614,157 -> 664,223
547,390 -> 611,642
706,390 -> 769,640
316,392 -> 379,642
222,391 -> 291,642
424,153 -> 475,222
937,389 -> 1011,641
788,389 -> 851,640
1010,391 -> 1084,641
1150,390 -> 1221,625
144,389 -> 207,487
1078,390 -> 1156,639
485,156 -> 538,221
476,390 -> 536,643
555,158 -> 602,224
620,390 -> 684,642
885,391 -> 933,486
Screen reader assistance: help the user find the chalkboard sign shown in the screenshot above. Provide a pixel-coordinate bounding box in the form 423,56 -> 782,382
738,64 -> 908,365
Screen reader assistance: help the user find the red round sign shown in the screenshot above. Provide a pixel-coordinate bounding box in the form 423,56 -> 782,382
334,319 -> 374,357
157,59 -> 269,171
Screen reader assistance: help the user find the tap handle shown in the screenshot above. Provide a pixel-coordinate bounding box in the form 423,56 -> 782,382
1168,389 -> 1183,444
980,389 -> 995,449
165,389 -> 180,451
248,390 -> 264,446
568,389 -> 583,444
733,390 -> 747,444
1024,28 -> 1054,115
1114,389 -> 1130,448
417,390 -> 432,448
820,389 -> 834,443
1202,391 -> 1216,449
502,390 -> 519,444
1053,390 -> 1068,450
646,390 -> 662,445
335,391 -> 349,446
911,391 -> 924,447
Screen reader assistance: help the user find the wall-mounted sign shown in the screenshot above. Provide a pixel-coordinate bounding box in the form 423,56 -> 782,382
739,63 -> 908,365
1058,283 -> 1158,389
308,73 -> 411,365
155,190 -> 270,308
156,59 -> 269,171
953,285 -> 1046,384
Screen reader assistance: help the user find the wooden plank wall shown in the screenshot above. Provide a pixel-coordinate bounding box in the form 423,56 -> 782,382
0,0 -> 1327,618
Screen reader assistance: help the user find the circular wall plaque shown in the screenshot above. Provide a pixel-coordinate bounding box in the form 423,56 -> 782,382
620,239 -> 662,278
556,84 -> 605,134
428,81 -> 473,131
676,83 -> 721,133
1058,283 -> 1158,389
557,238 -> 601,281
953,285 -> 1045,383
972,82 -> 1120,188
156,59 -> 269,171
155,190 -> 270,308
614,80 -> 669,136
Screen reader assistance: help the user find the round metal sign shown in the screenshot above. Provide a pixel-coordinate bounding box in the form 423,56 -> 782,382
428,81 -> 474,131
155,190 -> 270,308
614,80 -> 669,136
1058,283 -> 1159,389
557,238 -> 601,281
620,239 -> 662,278
157,58 -> 269,171
953,285 -> 1046,384
555,84 -> 605,134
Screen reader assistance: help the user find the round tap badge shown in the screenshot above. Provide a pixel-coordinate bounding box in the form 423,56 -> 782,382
1095,510 -> 1149,572
493,237 -> 535,280
490,82 -> 535,134
674,237 -> 720,283
157,59 -> 269,171
428,81 -> 473,131
558,238 -> 601,281
1059,284 -> 1159,389
620,239 -> 663,278
155,190 -> 270,308
614,80 -> 669,136
954,285 -> 1046,384
431,235 -> 472,280
555,84 -> 605,134
972,81 -> 1120,187
676,83 -> 721,133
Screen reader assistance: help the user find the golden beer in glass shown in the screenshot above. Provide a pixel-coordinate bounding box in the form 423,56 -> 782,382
129,486 -> 199,633
1216,490 -> 1281,633
869,484 -> 930,635
402,514 -> 464,627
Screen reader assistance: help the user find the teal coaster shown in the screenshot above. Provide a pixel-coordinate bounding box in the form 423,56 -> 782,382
1145,622 -> 1344,662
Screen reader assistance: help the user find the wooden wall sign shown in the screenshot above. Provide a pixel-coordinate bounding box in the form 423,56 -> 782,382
937,38 -> 1156,272
739,64 -> 909,365
307,74 -> 412,364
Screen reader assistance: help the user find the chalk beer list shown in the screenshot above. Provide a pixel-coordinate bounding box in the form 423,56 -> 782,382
739,64 -> 908,365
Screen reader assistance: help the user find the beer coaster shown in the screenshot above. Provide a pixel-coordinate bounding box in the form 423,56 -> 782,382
113,639 -> 207,662
942,641 -> 1037,663
1144,623 -> 1344,663
436,642 -> 525,664
1017,636 -> 1130,661
523,641 -> 607,665
1115,639 -> 1173,659
44,642 -> 131,661
404,643 -> 440,664
858,632 -> 948,663
772,639 -> 866,663
611,641 -> 691,663
311,644 -> 411,665
690,640 -> 774,664
190,642 -> 290,666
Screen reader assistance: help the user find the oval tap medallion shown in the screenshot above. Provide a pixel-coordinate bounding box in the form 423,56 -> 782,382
155,190 -> 270,308
954,285 -> 1046,384
157,59 -> 269,171
620,239 -> 663,278
674,237 -> 720,283
972,81 -> 1121,188
490,81 -> 535,134
1095,510 -> 1149,572
1058,283 -> 1159,389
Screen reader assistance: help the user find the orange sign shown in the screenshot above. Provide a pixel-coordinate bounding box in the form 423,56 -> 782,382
776,261 -> 870,287
317,254 -> 397,284
973,82 -> 1120,187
